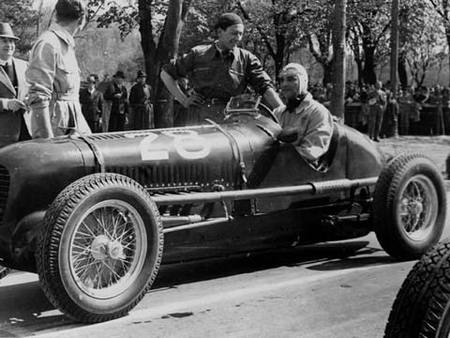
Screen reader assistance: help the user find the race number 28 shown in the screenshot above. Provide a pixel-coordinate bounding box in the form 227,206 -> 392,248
162,130 -> 211,160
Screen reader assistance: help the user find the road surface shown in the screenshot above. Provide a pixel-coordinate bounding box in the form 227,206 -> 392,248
0,193 -> 448,338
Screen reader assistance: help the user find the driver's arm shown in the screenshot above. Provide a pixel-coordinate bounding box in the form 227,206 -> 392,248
245,51 -> 283,110
262,87 -> 284,110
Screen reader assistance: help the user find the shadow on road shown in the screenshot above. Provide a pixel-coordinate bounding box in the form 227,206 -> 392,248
0,279 -> 76,335
153,240 -> 389,289
0,239 -> 392,336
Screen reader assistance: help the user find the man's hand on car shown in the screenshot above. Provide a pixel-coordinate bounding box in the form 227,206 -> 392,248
184,92 -> 205,108
278,127 -> 298,143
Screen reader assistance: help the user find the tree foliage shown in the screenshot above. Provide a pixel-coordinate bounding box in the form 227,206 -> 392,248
405,14 -> 444,87
0,0 -> 39,56
427,0 -> 450,85
87,0 -> 195,127
346,0 -> 391,85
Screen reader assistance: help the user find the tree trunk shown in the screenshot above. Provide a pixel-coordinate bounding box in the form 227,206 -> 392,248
398,51 -> 408,89
138,0 -> 191,129
362,46 -> 377,85
447,32 -> 450,87
390,0 -> 399,94
330,0 -> 347,121
153,0 -> 184,128
323,62 -> 333,86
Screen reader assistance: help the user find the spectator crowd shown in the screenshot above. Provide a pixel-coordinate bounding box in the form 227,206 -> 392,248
310,81 -> 449,140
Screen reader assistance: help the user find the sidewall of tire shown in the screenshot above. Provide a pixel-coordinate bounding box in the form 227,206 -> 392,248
37,174 -> 163,322
59,186 -> 160,314
374,154 -> 447,259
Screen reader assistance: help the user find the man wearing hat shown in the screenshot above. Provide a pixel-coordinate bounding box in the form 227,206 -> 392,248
0,22 -> 31,146
161,12 -> 283,125
128,70 -> 153,130
104,70 -> 128,131
79,74 -> 103,132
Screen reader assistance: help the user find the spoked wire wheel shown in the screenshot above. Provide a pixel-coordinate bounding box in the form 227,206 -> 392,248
36,173 -> 163,323
68,200 -> 147,299
396,175 -> 438,242
374,153 -> 446,259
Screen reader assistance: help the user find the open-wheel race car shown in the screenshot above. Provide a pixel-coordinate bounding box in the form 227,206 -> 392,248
0,95 -> 446,323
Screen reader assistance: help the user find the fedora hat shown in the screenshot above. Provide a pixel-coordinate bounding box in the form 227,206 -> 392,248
0,23 -> 19,41
114,70 -> 125,79
136,70 -> 146,79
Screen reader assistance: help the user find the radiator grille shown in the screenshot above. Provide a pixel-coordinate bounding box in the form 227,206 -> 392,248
0,166 -> 10,222
109,162 -> 235,192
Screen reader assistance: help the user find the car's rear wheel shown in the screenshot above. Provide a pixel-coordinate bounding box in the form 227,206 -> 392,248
35,173 -> 163,323
373,153 -> 446,260
385,240 -> 450,338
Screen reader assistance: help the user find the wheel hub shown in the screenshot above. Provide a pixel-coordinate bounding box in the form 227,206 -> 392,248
409,200 -> 423,216
91,235 -> 124,260
107,241 -> 125,260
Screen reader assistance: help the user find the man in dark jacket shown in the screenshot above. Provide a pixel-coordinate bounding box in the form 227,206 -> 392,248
79,74 -> 103,132
0,22 -> 30,146
129,70 -> 153,130
160,13 -> 283,125
104,70 -> 128,132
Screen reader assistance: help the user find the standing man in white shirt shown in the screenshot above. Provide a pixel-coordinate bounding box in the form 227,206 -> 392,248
26,0 -> 91,139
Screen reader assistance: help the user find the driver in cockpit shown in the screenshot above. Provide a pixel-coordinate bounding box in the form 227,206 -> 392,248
275,63 -> 334,164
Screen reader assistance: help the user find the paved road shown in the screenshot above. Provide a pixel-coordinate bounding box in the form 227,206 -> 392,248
0,193 -> 448,338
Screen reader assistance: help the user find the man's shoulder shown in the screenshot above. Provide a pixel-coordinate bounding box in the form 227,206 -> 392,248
303,93 -> 329,111
234,47 -> 257,60
32,30 -> 62,53
13,57 -> 27,66
191,43 -> 215,54
36,30 -> 60,45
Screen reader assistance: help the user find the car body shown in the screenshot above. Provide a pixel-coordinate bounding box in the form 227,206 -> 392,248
0,95 -> 446,323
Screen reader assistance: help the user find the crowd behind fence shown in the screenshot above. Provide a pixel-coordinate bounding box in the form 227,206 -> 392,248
310,82 -> 450,137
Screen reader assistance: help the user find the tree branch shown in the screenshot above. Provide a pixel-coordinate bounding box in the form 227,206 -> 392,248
236,0 -> 277,59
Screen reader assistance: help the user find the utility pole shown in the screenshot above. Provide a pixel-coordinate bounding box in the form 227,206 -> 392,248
390,0 -> 400,137
331,0 -> 347,122
390,0 -> 399,95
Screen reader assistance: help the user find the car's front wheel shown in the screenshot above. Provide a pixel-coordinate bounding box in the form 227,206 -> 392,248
35,173 -> 163,323
373,153 -> 446,260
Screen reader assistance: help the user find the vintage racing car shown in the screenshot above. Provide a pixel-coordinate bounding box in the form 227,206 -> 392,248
0,95 -> 446,323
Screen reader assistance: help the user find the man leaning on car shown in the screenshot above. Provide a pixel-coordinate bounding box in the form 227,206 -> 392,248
160,12 -> 283,125
275,63 -> 334,164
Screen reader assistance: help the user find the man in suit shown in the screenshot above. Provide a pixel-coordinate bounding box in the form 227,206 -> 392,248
79,74 -> 103,132
104,70 -> 128,132
129,70 -> 153,130
0,22 -> 30,147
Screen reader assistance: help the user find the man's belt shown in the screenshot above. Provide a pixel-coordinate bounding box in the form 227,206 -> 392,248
54,91 -> 78,101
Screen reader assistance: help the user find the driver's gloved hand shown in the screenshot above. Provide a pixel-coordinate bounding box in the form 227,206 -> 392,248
278,128 -> 298,143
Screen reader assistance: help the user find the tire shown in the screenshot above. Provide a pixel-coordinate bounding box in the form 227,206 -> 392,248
373,152 -> 447,260
385,240 -> 450,338
35,173 -> 164,323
